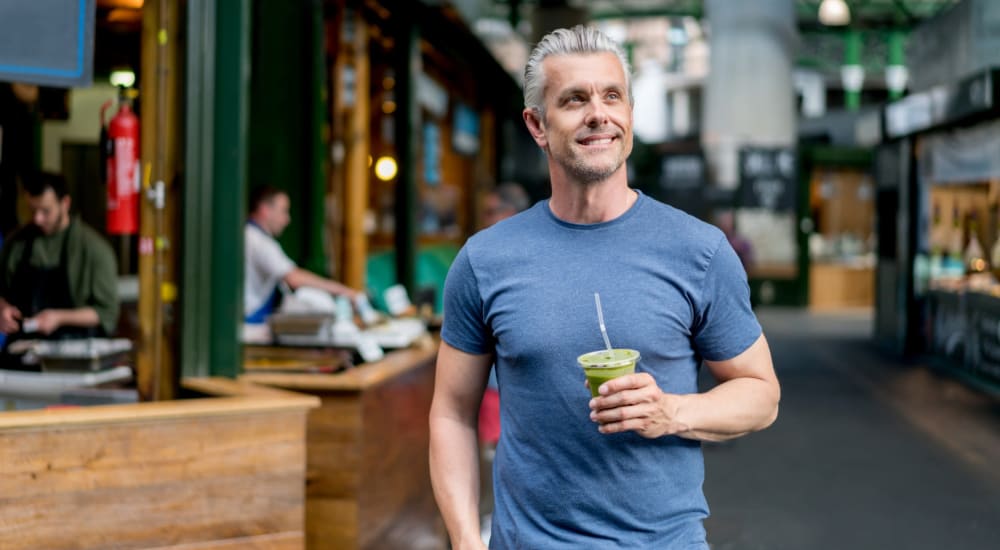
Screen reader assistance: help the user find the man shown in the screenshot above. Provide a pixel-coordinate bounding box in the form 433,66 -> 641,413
0,172 -> 119,361
429,25 -> 780,550
244,185 -> 358,323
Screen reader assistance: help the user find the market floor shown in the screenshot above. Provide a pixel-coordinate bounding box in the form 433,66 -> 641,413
702,307 -> 1000,550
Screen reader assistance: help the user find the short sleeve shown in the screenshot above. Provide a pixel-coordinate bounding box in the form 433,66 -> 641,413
691,236 -> 761,361
87,235 -> 121,335
250,231 -> 295,281
440,246 -> 491,355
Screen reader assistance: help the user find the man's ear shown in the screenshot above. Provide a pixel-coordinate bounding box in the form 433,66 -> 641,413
522,108 -> 547,148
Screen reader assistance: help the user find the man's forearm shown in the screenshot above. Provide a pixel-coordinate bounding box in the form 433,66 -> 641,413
673,378 -> 779,442
285,268 -> 356,297
429,414 -> 485,549
50,308 -> 101,329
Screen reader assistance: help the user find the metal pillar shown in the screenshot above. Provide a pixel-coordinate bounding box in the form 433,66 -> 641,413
843,30 -> 864,110
393,7 -> 419,295
181,0 -> 250,379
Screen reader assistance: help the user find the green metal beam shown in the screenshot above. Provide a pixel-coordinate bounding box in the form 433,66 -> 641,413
182,0 -> 250,379
307,0 -> 328,275
393,8 -> 419,296
181,0 -> 216,378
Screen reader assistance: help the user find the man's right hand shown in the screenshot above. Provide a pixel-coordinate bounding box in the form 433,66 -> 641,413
0,301 -> 23,334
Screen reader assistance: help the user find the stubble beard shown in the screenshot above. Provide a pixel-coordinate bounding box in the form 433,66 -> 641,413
558,145 -> 626,186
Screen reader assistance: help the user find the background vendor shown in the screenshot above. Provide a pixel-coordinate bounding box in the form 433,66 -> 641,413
244,185 -> 360,323
0,172 -> 119,360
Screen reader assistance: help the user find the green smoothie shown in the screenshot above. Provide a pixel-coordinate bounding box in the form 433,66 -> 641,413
577,348 -> 640,397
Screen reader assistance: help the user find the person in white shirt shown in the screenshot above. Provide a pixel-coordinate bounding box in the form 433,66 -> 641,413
244,185 -> 359,323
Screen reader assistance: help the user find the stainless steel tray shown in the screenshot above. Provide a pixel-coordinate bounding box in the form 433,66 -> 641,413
33,338 -> 133,372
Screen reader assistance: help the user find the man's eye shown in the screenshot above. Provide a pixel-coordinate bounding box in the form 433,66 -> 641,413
607,92 -> 621,101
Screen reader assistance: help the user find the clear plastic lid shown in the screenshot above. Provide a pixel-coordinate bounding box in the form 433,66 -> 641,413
577,348 -> 640,369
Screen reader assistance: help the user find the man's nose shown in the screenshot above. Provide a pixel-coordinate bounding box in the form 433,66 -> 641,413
584,99 -> 609,127
33,212 -> 45,226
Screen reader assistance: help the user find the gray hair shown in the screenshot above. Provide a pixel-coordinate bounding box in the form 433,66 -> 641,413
491,182 -> 530,213
523,25 -> 633,120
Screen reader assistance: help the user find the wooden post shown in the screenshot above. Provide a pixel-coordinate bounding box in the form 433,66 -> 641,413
341,7 -> 370,290
137,0 -> 181,400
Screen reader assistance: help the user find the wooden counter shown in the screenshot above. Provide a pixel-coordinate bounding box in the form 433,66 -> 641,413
0,378 -> 319,550
242,341 -> 446,550
809,262 -> 875,310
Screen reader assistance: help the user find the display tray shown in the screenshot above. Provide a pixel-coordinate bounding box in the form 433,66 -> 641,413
272,318 -> 429,350
32,338 -> 133,372
268,313 -> 333,336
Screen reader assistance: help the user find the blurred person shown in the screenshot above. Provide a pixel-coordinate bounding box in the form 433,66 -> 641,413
244,185 -> 359,323
429,25 -> 779,550
0,172 -> 119,366
714,209 -> 755,274
480,182 -> 530,229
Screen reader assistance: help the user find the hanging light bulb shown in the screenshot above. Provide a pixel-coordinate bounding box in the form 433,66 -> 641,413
819,0 -> 851,26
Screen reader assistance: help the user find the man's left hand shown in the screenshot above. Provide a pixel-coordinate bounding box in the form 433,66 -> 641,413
26,310 -> 63,335
588,373 -> 689,439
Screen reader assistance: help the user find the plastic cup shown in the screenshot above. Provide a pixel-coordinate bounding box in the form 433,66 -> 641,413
577,349 -> 640,397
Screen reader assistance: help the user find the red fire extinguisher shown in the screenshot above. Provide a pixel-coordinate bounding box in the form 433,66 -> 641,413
101,94 -> 140,235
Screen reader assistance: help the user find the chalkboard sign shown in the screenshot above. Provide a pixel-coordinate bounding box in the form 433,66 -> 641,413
0,0 -> 95,88
966,292 -> 1000,383
738,147 -> 796,211
928,289 -> 966,366
656,153 -> 707,218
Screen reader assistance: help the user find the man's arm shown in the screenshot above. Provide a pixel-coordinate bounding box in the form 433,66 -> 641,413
590,333 -> 779,442
283,268 -> 359,298
28,307 -> 100,335
429,341 -> 493,550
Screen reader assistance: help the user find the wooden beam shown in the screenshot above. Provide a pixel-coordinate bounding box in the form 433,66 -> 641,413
137,0 -> 181,400
342,8 -> 371,290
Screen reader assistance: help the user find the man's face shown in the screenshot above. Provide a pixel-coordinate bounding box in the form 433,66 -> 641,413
527,52 -> 633,185
263,193 -> 291,236
28,190 -> 70,236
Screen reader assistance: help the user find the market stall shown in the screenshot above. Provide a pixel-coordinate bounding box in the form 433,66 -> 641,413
242,339 -> 444,550
0,378 -> 318,549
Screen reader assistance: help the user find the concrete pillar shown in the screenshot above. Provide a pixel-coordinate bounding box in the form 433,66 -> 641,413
701,0 -> 797,189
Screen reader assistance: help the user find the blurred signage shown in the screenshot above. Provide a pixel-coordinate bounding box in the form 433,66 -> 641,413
659,154 -> 704,191
452,103 -> 480,156
423,122 -> 440,185
656,153 -> 707,217
884,69 -> 998,139
738,147 -> 796,211
418,72 -> 448,119
0,0 -> 95,87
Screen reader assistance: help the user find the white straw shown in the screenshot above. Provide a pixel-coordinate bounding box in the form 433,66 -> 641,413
594,292 -> 613,353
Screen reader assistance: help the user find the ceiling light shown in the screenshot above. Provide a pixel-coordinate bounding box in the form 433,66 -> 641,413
110,68 -> 136,88
374,156 -> 398,181
819,0 -> 851,26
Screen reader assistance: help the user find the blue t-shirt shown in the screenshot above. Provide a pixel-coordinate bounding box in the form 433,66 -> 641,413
442,190 -> 761,549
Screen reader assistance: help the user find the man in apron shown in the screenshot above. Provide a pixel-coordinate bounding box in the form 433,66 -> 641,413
244,185 -> 359,323
0,173 -> 119,369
